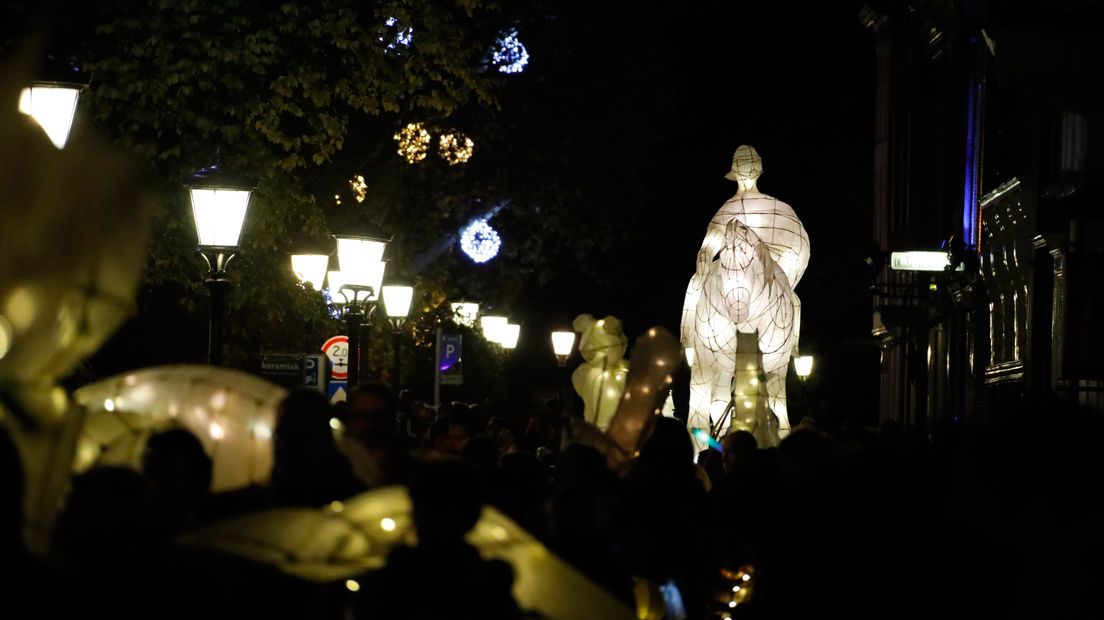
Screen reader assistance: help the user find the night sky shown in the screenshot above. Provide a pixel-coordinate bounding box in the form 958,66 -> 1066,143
497,2 -> 879,420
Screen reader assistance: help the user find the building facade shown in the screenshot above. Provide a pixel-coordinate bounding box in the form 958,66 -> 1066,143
864,0 -> 1104,433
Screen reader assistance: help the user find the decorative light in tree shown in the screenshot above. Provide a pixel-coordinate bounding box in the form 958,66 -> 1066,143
393,123 -> 431,163
492,28 -> 529,74
380,16 -> 413,51
460,219 -> 501,263
450,301 -> 480,327
438,132 -> 474,165
350,175 -> 367,203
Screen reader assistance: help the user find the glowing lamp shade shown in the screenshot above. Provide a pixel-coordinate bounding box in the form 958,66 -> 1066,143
186,165 -> 255,248
793,355 -> 814,379
382,285 -> 414,319
551,331 -> 576,357
19,85 -> 81,149
451,301 -> 479,327
291,254 -> 329,291
481,315 -> 508,343
500,323 -> 520,350
326,270 -> 348,304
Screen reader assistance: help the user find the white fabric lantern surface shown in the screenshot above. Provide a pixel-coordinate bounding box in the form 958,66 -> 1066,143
73,365 -> 287,491
681,146 -> 809,445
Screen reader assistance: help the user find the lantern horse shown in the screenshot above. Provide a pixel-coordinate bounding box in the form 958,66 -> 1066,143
682,219 -> 797,443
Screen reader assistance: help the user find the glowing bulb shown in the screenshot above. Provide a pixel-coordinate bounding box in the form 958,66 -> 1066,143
733,585 -> 741,592
330,418 -> 341,430
209,422 -> 225,440
346,579 -> 360,592
104,398 -> 116,412
743,401 -> 752,409
749,377 -> 758,385
729,601 -> 737,608
742,574 -> 751,582
330,501 -> 344,512
380,517 -> 396,532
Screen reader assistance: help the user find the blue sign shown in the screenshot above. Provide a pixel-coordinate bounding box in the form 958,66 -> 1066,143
328,381 -> 348,404
439,334 -> 462,372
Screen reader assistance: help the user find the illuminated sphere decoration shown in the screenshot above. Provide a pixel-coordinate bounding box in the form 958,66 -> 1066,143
393,123 -> 431,163
492,28 -> 529,74
380,16 -> 414,51
438,132 -> 475,165
460,220 -> 501,263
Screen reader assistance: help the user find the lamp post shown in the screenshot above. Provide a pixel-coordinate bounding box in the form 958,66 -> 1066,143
481,315 -> 508,344
793,355 -> 814,381
291,252 -> 330,291
333,225 -> 391,388
551,330 -> 575,367
500,323 -> 521,351
382,280 -> 414,393
185,162 -> 255,365
18,57 -> 89,149
551,330 -> 576,418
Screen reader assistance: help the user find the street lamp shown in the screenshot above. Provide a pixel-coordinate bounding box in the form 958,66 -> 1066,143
291,252 -> 330,291
18,57 -> 89,149
481,315 -> 508,344
333,224 -> 391,387
551,330 -> 576,367
793,355 -> 814,381
185,162 -> 256,365
500,323 -> 521,350
450,300 -> 480,327
382,280 -> 415,393
551,329 -> 576,418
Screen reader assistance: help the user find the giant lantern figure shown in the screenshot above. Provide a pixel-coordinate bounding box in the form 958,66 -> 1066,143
681,146 -> 809,445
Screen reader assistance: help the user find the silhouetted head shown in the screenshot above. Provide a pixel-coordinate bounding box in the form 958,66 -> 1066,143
409,461 -> 483,547
143,428 -> 212,518
638,416 -> 694,469
347,382 -> 397,448
723,429 -> 758,475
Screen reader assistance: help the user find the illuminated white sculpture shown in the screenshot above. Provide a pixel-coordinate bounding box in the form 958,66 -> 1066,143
571,314 -> 630,430
682,146 -> 809,443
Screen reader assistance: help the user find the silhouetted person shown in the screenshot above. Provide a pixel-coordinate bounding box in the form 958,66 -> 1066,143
51,466 -> 157,618
271,390 -> 363,506
620,417 -> 711,614
351,462 -> 520,619
142,428 -> 212,535
345,382 -> 411,486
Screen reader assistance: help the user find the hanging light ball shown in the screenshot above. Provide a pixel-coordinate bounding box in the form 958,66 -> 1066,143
380,16 -> 414,51
492,28 -> 529,74
438,132 -> 474,165
393,123 -> 431,163
460,220 -> 501,263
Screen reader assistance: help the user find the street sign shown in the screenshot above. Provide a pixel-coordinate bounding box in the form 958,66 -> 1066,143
302,354 -> 327,393
260,354 -> 303,388
328,381 -> 348,404
435,330 -> 463,405
321,335 -> 349,381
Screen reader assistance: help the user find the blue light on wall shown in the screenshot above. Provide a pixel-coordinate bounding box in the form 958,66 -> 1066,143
460,220 -> 501,263
492,28 -> 529,74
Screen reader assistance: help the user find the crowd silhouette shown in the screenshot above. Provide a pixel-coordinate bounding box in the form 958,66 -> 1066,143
4,383 -> 1104,618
